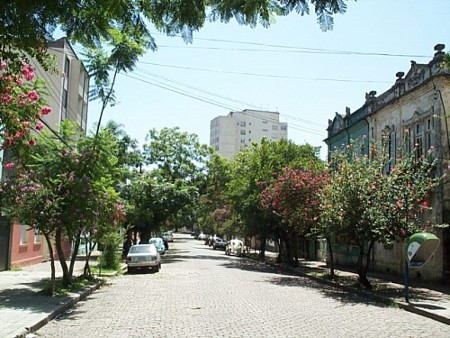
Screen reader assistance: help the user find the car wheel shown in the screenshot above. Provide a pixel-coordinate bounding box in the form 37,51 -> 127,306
158,262 -> 161,270
154,264 -> 160,272
127,266 -> 134,274
213,246 -> 216,250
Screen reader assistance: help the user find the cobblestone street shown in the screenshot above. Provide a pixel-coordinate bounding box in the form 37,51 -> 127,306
36,234 -> 450,338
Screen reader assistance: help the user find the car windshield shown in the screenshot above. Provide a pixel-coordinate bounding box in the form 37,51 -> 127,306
149,238 -> 162,244
129,245 -> 154,254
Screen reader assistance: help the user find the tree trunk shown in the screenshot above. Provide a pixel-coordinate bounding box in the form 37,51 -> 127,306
286,232 -> 293,265
278,230 -> 288,263
363,240 -> 375,278
55,227 -> 71,287
276,237 -> 282,263
356,242 -> 372,289
69,229 -> 81,279
83,240 -> 96,278
259,236 -> 266,260
325,236 -> 335,279
44,233 -> 56,296
290,231 -> 299,267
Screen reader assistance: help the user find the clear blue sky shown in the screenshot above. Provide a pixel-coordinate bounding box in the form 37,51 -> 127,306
86,0 -> 450,160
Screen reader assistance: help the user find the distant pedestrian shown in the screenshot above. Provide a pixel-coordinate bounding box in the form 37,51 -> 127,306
161,237 -> 169,250
122,235 -> 133,258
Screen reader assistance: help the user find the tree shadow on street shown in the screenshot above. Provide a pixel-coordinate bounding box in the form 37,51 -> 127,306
220,257 -> 443,308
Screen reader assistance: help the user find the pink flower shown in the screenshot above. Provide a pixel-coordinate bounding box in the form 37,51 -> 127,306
2,93 -> 13,104
4,162 -> 14,169
25,72 -> 35,81
28,139 -> 36,146
41,106 -> 52,115
0,61 -> 6,70
35,122 -> 44,131
27,91 -> 39,102
21,121 -> 31,127
22,65 -> 35,81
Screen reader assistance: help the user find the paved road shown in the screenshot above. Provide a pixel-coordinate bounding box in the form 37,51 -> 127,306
35,234 -> 450,338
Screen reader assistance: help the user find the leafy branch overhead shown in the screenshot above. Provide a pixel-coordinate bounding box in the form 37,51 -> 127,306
1,0 -> 351,66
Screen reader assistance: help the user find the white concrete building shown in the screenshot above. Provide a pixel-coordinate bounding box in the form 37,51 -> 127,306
210,109 -> 288,159
37,37 -> 89,133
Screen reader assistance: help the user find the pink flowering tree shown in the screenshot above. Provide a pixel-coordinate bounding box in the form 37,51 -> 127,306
261,167 -> 329,266
1,121 -> 124,292
321,138 -> 442,288
0,60 -> 51,170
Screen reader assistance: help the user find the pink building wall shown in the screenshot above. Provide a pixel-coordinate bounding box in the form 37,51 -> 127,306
10,222 -> 42,267
9,222 -> 72,268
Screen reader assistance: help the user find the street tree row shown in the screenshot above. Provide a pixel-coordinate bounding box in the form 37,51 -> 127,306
199,137 -> 443,289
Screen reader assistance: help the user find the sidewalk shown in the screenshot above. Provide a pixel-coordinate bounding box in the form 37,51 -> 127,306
270,257 -> 450,326
0,258 -> 121,338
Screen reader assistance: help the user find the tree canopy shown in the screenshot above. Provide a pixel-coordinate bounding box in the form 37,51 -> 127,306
1,1 -> 350,69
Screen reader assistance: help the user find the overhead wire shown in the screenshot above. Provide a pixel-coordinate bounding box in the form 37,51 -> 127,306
132,67 -> 324,134
70,40 -> 330,136
134,67 -> 262,109
157,44 -> 429,59
64,36 -> 429,139
122,73 -> 240,111
138,61 -> 390,84
152,33 -> 430,59
123,71 -> 325,137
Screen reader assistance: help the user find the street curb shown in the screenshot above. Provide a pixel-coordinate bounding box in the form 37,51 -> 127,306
244,255 -> 450,326
397,301 -> 450,326
13,265 -> 127,338
13,283 -> 101,338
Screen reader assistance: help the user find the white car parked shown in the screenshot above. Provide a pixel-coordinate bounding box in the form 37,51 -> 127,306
225,239 -> 244,257
162,231 -> 173,242
126,244 -> 161,273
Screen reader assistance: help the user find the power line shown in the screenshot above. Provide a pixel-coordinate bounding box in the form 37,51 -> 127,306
133,68 -> 324,134
122,73 -> 240,111
70,42 -> 327,136
138,61 -> 390,84
122,72 -> 324,137
134,67 -> 262,109
152,34 -> 430,59
158,44 -> 430,59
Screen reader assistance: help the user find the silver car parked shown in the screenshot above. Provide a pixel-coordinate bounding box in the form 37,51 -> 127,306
126,244 -> 161,273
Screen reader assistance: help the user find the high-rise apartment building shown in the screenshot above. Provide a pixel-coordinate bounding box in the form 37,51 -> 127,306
210,109 -> 288,159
